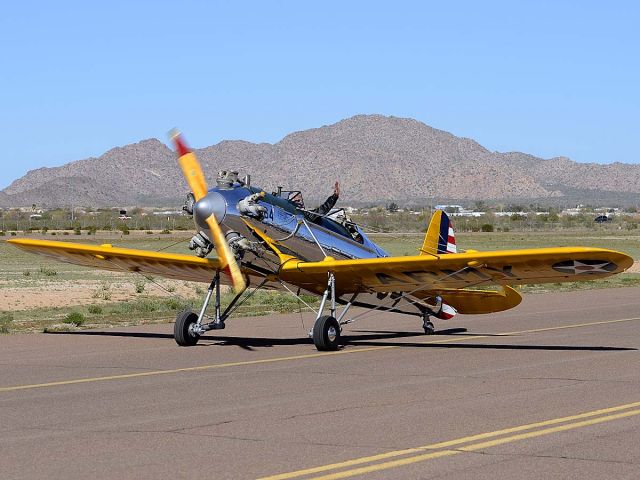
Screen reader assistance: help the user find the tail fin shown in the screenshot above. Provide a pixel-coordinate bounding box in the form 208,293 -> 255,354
420,210 -> 457,255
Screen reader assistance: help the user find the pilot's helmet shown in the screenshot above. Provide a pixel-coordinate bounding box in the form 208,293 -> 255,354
328,209 -> 346,222
289,192 -> 304,209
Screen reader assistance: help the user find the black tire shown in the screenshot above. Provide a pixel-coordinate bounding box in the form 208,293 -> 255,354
174,310 -> 200,346
313,315 -> 341,351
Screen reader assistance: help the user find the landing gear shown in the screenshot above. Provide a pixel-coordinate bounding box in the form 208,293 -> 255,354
309,272 -> 353,351
174,310 -> 200,346
173,271 -> 249,346
421,296 -> 442,335
313,315 -> 341,351
422,317 -> 435,335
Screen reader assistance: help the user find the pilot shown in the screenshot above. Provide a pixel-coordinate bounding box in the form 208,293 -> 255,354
290,181 -> 340,220
328,207 -> 364,244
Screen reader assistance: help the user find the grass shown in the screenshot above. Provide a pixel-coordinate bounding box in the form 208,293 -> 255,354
1,289 -> 322,334
0,312 -> 14,333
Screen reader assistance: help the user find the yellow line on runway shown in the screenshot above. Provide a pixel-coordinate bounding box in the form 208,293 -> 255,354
1,316 -> 638,393
260,402 -> 640,480
498,316 -> 640,336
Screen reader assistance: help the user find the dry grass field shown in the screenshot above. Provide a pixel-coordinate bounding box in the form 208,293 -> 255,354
1,230 -> 639,334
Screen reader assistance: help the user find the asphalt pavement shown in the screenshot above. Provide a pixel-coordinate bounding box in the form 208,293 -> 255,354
1,287 -> 639,479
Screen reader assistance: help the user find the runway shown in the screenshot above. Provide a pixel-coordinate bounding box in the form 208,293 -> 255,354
1,287 -> 640,479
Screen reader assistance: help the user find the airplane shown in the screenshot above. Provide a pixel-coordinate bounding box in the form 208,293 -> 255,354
8,132 -> 634,351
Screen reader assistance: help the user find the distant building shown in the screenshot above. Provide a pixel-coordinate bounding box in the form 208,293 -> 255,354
434,204 -> 484,217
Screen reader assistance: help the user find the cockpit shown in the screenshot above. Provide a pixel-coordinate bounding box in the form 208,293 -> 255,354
272,187 -> 364,244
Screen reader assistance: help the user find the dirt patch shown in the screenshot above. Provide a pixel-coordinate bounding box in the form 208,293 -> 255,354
1,279 -> 201,311
627,261 -> 640,273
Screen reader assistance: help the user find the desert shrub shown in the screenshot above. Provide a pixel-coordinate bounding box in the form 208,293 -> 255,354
134,280 -> 145,294
87,305 -> 103,314
146,230 -> 154,235
39,266 -> 57,276
125,299 -> 158,313
23,270 -> 31,277
92,283 -> 112,300
74,226 -> 81,235
161,229 -> 171,234
481,224 -> 494,232
63,312 -> 85,326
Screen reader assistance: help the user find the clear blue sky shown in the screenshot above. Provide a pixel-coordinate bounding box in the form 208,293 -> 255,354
1,0 -> 638,189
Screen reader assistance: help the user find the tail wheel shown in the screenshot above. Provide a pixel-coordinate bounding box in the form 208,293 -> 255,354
174,310 -> 200,346
423,320 -> 435,335
313,315 -> 341,351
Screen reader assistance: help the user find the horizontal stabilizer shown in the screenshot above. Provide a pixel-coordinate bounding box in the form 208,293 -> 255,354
414,286 -> 522,315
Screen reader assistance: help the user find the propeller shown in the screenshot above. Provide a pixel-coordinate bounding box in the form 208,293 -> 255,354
169,129 -> 246,293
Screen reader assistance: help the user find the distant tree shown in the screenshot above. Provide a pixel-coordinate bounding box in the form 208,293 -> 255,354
386,202 -> 399,213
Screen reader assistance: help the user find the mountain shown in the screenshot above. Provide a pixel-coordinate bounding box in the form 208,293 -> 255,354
2,115 -> 639,207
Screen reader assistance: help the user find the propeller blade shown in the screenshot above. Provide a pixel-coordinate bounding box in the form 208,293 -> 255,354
204,214 -> 246,292
170,129 -> 207,201
169,129 -> 246,293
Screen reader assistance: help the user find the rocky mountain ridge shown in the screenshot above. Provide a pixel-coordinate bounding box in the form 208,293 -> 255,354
2,115 -> 639,207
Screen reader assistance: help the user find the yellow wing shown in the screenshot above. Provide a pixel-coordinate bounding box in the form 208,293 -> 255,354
280,247 -> 633,296
7,238 -> 260,284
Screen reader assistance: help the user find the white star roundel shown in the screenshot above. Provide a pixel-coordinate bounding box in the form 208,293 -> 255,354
552,259 -> 617,275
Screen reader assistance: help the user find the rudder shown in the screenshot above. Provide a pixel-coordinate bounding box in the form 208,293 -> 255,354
419,210 -> 456,255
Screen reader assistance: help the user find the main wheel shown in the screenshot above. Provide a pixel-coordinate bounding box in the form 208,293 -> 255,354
313,315 -> 341,351
174,310 -> 200,346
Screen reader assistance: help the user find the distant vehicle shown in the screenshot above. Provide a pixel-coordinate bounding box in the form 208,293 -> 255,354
594,215 -> 611,223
